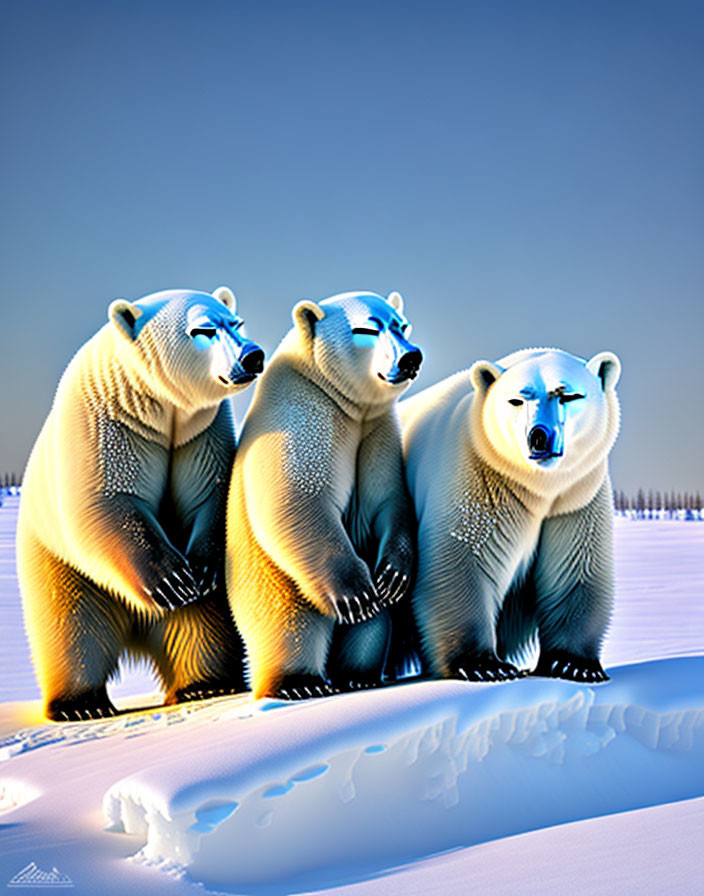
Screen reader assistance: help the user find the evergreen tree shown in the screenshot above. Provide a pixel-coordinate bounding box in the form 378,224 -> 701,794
636,488 -> 646,518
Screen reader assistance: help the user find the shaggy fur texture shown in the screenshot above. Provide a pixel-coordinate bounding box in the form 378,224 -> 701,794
400,348 -> 621,683
226,292 -> 422,699
18,288 -> 262,720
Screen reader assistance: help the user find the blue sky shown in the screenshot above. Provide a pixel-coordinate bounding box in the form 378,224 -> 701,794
1,0 -> 702,493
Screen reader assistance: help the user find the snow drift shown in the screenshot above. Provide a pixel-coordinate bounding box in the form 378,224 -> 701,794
103,657 -> 704,893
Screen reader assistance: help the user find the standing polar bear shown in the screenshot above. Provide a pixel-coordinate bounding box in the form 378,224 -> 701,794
226,291 -> 423,699
401,347 -> 621,683
17,287 -> 265,721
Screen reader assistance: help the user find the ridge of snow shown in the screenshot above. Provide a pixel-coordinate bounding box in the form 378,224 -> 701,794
102,657 -> 704,892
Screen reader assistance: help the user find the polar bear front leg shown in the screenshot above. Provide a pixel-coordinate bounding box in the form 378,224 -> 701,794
242,441 -> 380,627
170,402 -> 236,598
357,413 -> 416,606
48,401 -> 203,615
413,526 -> 522,682
328,414 -> 414,688
160,404 -> 245,700
92,494 -> 201,613
531,480 -> 614,682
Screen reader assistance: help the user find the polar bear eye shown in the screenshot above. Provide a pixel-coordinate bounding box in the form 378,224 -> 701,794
508,398 -> 524,407
559,392 -> 585,404
352,327 -> 381,336
190,326 -> 217,340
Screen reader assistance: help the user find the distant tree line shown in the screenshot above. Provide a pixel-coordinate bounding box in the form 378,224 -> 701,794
0,473 -> 22,503
613,488 -> 703,520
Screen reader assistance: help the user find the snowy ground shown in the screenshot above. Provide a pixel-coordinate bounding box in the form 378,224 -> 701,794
0,494 -> 702,895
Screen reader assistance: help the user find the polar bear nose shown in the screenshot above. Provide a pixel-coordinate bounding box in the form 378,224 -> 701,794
398,348 -> 423,378
239,344 -> 265,375
528,424 -> 552,457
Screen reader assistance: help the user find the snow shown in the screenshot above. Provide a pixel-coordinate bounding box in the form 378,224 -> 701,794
100,659 -> 704,892
318,797 -> 704,896
604,516 -> 704,666
0,493 -> 703,894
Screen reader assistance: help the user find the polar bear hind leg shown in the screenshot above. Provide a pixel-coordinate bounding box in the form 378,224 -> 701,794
383,602 -> 425,682
19,536 -> 129,721
235,576 -> 337,700
495,577 -> 538,669
151,593 -> 248,704
328,611 -> 392,691
259,601 -> 337,700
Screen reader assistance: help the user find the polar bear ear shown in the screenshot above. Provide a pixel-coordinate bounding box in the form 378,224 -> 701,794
387,291 -> 404,313
587,352 -> 621,391
469,360 -> 504,395
212,286 -> 237,312
292,300 -> 325,338
108,299 -> 143,342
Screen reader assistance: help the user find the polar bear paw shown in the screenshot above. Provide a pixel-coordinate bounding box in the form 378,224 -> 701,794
329,672 -> 383,693
449,653 -> 524,683
144,562 -> 200,610
171,680 -> 244,704
532,650 -> 609,682
274,674 -> 339,701
47,689 -> 119,722
189,562 -> 220,599
331,591 -> 380,625
374,563 -> 410,606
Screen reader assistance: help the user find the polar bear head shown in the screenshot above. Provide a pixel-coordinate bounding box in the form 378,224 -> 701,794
291,291 -> 423,408
469,348 -> 621,486
108,287 -> 265,409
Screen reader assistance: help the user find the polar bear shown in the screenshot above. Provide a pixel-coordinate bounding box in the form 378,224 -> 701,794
17,287 -> 265,721
226,291 -> 423,699
400,347 -> 621,683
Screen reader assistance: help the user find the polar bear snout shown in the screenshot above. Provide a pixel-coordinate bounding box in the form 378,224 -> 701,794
379,342 -> 424,385
527,423 -> 564,462
214,339 -> 265,386
238,343 -> 266,376
529,424 -> 551,456
398,348 -> 424,379
521,388 -> 567,464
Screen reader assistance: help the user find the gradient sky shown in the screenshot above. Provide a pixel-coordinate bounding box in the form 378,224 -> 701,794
1,0 -> 702,493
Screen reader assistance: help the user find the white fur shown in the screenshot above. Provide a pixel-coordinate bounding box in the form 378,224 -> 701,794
226,291 -> 418,698
400,348 -> 621,679
17,288 -> 258,716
